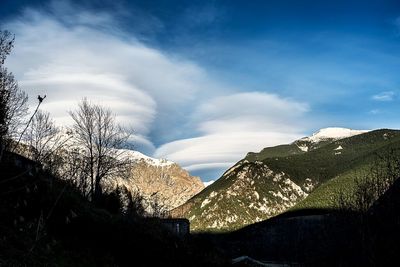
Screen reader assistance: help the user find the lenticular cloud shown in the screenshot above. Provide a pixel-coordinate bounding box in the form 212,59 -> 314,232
5,3 -> 310,180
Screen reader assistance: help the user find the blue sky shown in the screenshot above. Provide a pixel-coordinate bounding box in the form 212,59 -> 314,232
1,0 -> 400,182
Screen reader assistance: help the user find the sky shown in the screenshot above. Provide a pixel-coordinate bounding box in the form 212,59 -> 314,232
1,0 -> 400,182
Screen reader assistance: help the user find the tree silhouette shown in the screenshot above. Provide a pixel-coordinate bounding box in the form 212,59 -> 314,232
0,30 -> 28,161
69,98 -> 131,201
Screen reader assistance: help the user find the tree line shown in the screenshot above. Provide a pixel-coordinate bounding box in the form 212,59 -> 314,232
0,30 -> 140,208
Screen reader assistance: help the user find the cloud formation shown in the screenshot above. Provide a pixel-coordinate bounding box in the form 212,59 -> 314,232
155,92 -> 309,179
4,5 -> 218,153
372,91 -> 395,101
3,2 -> 310,181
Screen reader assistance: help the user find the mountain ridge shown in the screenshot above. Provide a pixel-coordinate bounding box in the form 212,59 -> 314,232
172,128 -> 400,231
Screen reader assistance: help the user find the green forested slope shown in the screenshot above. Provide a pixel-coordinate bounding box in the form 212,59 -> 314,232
174,129 -> 400,232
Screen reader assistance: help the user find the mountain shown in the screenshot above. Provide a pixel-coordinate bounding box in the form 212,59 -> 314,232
109,150 -> 205,212
172,128 -> 400,232
16,133 -> 204,213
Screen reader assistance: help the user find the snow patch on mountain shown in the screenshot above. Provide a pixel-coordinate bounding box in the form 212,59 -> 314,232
204,180 -> 215,187
118,149 -> 174,167
301,127 -> 369,143
297,144 -> 309,152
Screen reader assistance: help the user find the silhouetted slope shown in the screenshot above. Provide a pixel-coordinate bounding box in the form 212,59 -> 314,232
0,152 -> 228,267
367,178 -> 400,266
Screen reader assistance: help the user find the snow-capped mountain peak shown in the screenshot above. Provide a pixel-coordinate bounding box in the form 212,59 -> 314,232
302,127 -> 369,143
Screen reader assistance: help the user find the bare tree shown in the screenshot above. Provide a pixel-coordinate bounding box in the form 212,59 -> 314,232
69,98 -> 131,201
331,150 -> 400,265
333,150 -> 400,213
23,110 -> 68,172
0,30 -> 28,161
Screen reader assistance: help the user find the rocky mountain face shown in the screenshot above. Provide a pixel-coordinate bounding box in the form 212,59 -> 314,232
172,161 -> 313,231
172,128 -> 400,232
113,150 -> 204,212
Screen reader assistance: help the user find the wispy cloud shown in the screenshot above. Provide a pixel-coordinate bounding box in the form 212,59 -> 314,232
369,109 -> 381,115
372,91 -> 395,101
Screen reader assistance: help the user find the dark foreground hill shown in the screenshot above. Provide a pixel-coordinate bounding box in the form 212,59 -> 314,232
2,149 -> 400,266
0,152 -> 228,267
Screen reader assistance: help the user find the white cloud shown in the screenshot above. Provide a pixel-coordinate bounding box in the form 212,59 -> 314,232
155,131 -> 304,167
4,4 -> 220,154
372,91 -> 395,101
155,92 -> 309,178
195,92 -> 309,133
185,163 -> 234,172
197,92 -> 309,119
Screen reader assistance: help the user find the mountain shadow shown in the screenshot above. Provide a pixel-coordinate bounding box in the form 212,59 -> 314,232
196,196 -> 400,266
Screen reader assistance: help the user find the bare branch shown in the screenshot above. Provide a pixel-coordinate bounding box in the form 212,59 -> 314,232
68,98 -> 131,201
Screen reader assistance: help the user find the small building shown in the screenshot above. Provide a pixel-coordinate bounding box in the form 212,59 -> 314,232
160,218 -> 190,237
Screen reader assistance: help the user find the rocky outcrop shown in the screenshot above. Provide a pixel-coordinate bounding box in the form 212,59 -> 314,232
172,161 -> 313,231
114,150 -> 204,212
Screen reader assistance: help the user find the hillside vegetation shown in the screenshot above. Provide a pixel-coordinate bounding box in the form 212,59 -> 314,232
174,129 -> 400,232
